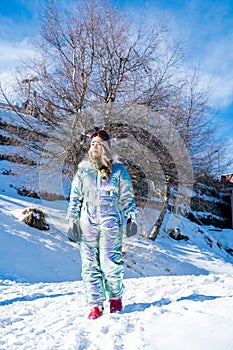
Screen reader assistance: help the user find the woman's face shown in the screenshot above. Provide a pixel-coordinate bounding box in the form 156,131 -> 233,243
90,140 -> 102,158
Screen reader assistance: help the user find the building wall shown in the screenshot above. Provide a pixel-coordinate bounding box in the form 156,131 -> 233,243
221,174 -> 233,229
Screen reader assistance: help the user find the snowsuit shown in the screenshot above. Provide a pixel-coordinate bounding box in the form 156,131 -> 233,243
68,159 -> 137,306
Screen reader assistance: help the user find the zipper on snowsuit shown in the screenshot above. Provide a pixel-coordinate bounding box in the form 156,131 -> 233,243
96,170 -> 101,227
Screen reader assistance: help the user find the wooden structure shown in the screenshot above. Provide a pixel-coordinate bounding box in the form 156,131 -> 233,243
221,174 -> 233,228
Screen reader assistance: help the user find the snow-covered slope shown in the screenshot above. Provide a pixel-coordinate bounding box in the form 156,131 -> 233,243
1,275 -> 233,350
1,106 -> 233,349
1,166 -> 233,349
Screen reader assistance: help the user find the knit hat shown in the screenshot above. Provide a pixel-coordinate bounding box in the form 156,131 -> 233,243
90,130 -> 111,152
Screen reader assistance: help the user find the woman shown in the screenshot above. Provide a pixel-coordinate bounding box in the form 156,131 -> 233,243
67,130 -> 137,320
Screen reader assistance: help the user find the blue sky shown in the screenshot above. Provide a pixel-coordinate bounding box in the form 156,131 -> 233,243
0,0 -> 233,145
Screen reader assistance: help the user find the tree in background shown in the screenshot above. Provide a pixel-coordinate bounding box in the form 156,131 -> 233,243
0,0 -> 230,239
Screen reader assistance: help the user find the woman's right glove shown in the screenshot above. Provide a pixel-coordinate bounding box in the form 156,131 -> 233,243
67,219 -> 81,242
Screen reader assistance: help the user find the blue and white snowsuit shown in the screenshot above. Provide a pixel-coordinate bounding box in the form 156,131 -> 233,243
68,159 -> 137,306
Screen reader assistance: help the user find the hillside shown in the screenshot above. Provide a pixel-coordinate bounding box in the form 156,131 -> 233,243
1,166 -> 233,349
1,107 -> 233,349
0,106 -> 231,227
1,170 -> 233,281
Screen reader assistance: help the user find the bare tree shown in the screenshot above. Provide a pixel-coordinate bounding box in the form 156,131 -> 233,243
0,0 -> 227,239
3,1 -> 179,166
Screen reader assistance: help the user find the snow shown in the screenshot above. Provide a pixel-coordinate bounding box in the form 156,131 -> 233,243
1,166 -> 233,349
1,275 -> 233,350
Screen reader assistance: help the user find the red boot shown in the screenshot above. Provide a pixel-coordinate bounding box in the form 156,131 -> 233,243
88,306 -> 103,320
110,299 -> 123,313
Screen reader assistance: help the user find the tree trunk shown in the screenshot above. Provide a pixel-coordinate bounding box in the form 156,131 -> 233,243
149,181 -> 171,241
149,198 -> 168,240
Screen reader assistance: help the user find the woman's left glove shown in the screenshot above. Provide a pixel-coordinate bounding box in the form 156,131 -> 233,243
67,219 -> 81,242
126,216 -> 138,237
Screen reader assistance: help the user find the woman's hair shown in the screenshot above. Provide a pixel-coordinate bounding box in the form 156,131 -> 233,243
88,145 -> 112,182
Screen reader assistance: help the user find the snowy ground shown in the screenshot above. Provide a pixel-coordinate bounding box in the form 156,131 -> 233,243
1,275 -> 233,350
1,166 -> 233,349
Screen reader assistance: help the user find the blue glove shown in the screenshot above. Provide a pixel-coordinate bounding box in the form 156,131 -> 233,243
67,219 -> 81,242
126,217 -> 137,237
